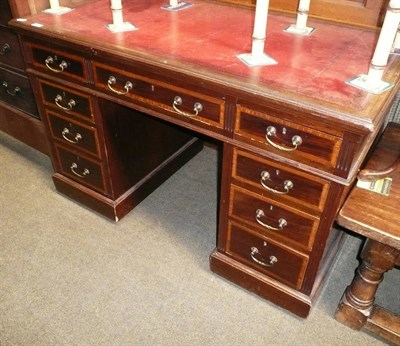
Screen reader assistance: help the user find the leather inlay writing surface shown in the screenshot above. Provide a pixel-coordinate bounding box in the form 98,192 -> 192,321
14,0 -> 396,115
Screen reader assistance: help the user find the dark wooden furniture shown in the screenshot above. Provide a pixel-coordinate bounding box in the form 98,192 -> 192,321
0,0 -> 48,154
216,0 -> 389,28
335,122 -> 400,345
7,0 -> 400,317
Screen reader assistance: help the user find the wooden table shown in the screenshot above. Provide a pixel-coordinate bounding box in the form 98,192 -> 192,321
335,122 -> 400,345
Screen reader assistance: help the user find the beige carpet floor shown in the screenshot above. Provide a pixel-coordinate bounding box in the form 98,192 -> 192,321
1,131 -> 399,346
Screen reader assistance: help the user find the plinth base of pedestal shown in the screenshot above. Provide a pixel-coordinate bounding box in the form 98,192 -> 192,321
346,75 -> 394,95
161,2 -> 193,11
284,24 -> 315,36
237,53 -> 277,67
106,22 -> 138,33
43,7 -> 74,15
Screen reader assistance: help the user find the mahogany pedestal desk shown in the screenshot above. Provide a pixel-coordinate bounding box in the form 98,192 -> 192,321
8,0 -> 400,318
335,123 -> 400,345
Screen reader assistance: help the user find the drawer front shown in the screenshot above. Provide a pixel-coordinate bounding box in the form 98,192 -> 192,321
229,185 -> 319,252
27,42 -> 88,82
38,79 -> 93,122
0,67 -> 39,117
47,110 -> 100,156
227,222 -> 308,289
235,105 -> 342,171
232,149 -> 330,213
0,27 -> 25,70
55,145 -> 106,193
93,63 -> 225,129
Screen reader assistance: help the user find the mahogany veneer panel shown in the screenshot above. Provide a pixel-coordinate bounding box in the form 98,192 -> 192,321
229,185 -> 320,252
226,221 -> 309,289
46,110 -> 100,157
232,148 -> 331,214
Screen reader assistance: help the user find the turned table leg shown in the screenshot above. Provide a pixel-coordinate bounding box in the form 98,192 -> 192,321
335,239 -> 399,330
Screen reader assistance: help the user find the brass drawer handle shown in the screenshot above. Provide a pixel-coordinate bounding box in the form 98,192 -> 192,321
173,96 -> 203,117
250,247 -> 278,267
62,128 -> 83,144
260,171 -> 293,195
255,209 -> 287,231
107,76 -> 133,95
2,81 -> 21,96
70,162 -> 90,178
0,43 -> 10,56
55,94 -> 76,111
265,126 -> 302,152
45,56 -> 68,73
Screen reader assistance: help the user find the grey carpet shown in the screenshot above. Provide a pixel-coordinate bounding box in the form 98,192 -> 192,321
1,131 -> 398,346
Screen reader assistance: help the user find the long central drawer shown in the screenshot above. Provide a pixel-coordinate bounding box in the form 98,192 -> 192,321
93,62 -> 226,130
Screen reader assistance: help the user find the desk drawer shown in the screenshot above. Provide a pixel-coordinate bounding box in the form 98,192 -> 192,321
55,145 -> 106,193
93,63 -> 225,129
232,149 -> 330,213
0,67 -> 38,117
235,105 -> 342,172
38,79 -> 94,122
47,111 -> 100,157
227,222 -> 308,289
229,185 -> 319,252
0,27 -> 25,71
26,42 -> 88,83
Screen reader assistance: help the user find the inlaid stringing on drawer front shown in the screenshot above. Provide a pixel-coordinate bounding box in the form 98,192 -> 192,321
55,145 -> 106,193
235,105 -> 343,171
227,221 -> 308,289
46,110 -> 100,157
28,42 -> 88,82
229,185 -> 320,252
232,148 -> 331,214
93,62 -> 225,129
38,79 -> 94,122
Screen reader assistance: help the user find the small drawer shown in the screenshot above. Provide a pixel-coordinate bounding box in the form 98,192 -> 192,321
93,62 -> 225,129
227,221 -> 308,289
0,27 -> 25,71
235,105 -> 342,172
47,110 -> 100,156
0,66 -> 39,117
232,149 -> 330,213
55,145 -> 106,193
229,185 -> 319,252
26,42 -> 88,82
38,79 -> 93,122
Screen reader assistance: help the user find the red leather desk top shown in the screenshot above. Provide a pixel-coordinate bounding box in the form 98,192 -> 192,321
14,0 -> 400,121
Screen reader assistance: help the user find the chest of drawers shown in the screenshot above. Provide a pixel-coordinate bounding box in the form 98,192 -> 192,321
9,0 -> 400,317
